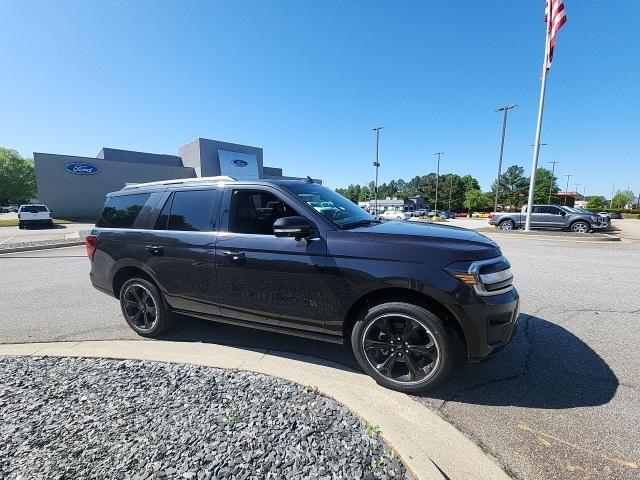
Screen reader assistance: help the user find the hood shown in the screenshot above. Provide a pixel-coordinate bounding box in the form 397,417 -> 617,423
344,220 -> 500,261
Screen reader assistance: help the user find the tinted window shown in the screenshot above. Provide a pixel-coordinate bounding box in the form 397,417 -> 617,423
155,190 -> 215,232
229,190 -> 299,235
97,193 -> 151,228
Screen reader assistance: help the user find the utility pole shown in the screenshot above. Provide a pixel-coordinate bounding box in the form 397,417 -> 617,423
433,152 -> 444,211
548,160 -> 559,203
372,127 -> 385,216
494,104 -> 519,212
564,174 -> 572,205
610,185 -> 615,209
448,175 -> 454,211
574,184 -> 581,204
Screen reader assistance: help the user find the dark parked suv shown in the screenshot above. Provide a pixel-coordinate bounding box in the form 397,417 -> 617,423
88,176 -> 519,393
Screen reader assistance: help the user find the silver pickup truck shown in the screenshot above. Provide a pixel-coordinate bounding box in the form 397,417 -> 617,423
488,205 -> 609,233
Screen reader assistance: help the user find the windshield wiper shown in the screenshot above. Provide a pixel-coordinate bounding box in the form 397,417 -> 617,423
340,219 -> 381,230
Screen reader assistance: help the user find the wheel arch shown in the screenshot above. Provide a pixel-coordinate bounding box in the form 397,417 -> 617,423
111,265 -> 158,299
342,287 -> 468,355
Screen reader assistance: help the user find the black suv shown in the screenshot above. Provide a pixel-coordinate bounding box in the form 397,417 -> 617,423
88,176 -> 519,393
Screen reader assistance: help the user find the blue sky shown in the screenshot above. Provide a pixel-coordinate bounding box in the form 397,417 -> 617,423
1,1 -> 638,196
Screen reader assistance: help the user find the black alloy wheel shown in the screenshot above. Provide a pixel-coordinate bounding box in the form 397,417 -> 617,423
119,278 -> 172,337
352,302 -> 456,394
362,313 -> 439,384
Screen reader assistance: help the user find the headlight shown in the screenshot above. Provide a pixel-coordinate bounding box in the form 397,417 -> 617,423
447,256 -> 514,296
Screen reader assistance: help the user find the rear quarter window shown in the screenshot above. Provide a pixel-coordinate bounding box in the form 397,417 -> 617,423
96,193 -> 152,229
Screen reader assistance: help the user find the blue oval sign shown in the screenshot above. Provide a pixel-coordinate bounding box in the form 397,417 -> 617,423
232,159 -> 248,167
64,162 -> 101,175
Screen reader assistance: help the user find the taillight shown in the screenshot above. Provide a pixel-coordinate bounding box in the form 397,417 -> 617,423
488,213 -> 495,219
17,213 -> 21,219
85,235 -> 97,260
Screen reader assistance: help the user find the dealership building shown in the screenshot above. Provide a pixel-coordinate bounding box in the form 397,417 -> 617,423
34,138 -> 319,218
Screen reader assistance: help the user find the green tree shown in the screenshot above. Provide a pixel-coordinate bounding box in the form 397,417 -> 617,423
533,167 -> 559,204
492,165 -> 529,209
611,190 -> 635,209
585,195 -> 606,210
0,148 -> 37,204
463,189 -> 489,213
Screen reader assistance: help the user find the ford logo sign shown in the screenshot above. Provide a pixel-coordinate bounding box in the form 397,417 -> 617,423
232,159 -> 248,167
64,162 -> 101,175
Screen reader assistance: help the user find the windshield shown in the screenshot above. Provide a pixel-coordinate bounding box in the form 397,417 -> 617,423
20,205 -> 48,213
560,206 -> 583,213
282,183 -> 376,228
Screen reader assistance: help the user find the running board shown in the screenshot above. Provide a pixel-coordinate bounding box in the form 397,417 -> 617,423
171,309 -> 344,345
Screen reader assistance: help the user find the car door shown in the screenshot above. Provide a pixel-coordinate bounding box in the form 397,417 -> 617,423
527,206 -> 546,227
545,206 -> 566,228
146,187 -> 221,316
215,186 -> 328,333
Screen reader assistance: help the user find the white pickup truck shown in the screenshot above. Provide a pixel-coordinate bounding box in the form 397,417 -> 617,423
18,204 -> 54,229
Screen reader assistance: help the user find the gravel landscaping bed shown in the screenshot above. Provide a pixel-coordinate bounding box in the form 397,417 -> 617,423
0,357 -> 412,480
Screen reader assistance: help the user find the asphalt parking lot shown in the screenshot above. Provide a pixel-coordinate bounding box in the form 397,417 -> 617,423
1,233 -> 638,480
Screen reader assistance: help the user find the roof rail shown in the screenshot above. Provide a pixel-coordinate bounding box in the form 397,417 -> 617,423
122,176 -> 236,190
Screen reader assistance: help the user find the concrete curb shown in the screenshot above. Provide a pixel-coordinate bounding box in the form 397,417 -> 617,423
0,340 -> 510,480
483,231 -> 621,242
0,240 -> 85,254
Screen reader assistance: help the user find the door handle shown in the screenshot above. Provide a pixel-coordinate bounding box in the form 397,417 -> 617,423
222,251 -> 245,262
145,245 -> 163,256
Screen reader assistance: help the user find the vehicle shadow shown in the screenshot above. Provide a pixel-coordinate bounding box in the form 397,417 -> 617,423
426,314 -> 619,408
159,314 -> 361,374
159,313 -> 619,409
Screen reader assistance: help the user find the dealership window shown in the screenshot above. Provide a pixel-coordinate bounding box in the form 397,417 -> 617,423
228,190 -> 298,235
154,190 -> 215,232
96,193 -> 151,229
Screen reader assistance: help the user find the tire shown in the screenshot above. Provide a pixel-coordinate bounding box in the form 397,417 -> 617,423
47,220 -> 54,228
570,221 -> 590,234
499,219 -> 515,231
119,277 -> 173,337
18,222 -> 24,230
351,301 -> 457,394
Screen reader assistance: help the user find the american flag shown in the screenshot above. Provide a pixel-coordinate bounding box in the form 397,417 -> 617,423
545,0 -> 567,69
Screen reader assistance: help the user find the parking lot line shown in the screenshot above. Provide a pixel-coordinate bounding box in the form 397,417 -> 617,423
0,236 -> 15,245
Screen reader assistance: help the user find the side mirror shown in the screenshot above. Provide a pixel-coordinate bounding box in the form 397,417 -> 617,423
273,216 -> 315,240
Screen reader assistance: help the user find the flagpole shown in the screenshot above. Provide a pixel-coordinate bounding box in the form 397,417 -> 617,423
524,23 -> 552,232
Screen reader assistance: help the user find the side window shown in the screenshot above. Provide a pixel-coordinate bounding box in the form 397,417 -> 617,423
531,206 -> 543,214
97,193 -> 151,228
548,207 -> 561,215
154,190 -> 215,232
228,189 -> 299,235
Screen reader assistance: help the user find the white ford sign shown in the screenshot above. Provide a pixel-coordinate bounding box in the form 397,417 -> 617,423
218,150 -> 259,180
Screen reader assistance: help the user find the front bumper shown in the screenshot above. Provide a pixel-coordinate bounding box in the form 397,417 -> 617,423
449,287 -> 520,361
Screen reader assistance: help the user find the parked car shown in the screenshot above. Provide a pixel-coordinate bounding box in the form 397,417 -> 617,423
443,211 -> 455,219
455,212 -> 468,218
17,204 -> 54,229
380,210 -> 411,221
0,206 -> 9,213
608,212 -> 623,220
87,177 -> 518,394
427,210 -> 447,219
488,205 -> 608,233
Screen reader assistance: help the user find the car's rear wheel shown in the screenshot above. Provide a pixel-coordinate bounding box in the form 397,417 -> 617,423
571,221 -> 590,233
351,302 -> 456,394
18,222 -> 24,229
119,278 -> 172,337
499,219 -> 515,231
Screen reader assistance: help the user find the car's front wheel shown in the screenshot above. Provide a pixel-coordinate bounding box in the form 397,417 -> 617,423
351,302 -> 456,394
119,278 -> 173,337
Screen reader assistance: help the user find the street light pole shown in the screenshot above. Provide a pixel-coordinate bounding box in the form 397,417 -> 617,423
564,174 -> 572,205
372,126 -> 385,216
433,152 -> 444,211
494,104 -> 518,212
548,160 -> 559,203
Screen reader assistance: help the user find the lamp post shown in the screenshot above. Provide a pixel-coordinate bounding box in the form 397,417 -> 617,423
372,127 -> 385,216
493,104 -> 518,212
434,152 -> 444,211
564,174 -> 572,205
